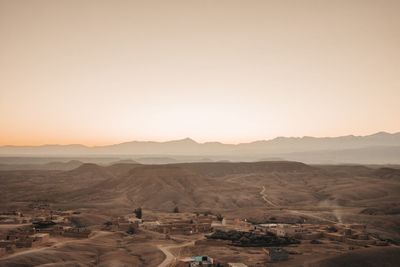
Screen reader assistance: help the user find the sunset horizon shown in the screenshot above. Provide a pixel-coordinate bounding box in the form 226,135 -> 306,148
1,0 -> 400,147
0,1 -> 399,266
1,130 -> 399,147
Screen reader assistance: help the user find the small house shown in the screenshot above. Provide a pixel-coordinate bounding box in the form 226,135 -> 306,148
176,255 -> 214,267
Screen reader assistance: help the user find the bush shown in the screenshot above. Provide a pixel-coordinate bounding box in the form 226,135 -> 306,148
127,224 -> 137,235
134,207 -> 142,219
207,229 -> 300,247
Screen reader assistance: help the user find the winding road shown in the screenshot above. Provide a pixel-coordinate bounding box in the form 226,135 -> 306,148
260,185 -> 278,207
259,185 -> 338,224
157,239 -> 197,267
1,231 -> 112,260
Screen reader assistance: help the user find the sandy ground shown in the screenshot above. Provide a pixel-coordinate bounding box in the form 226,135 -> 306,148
0,162 -> 399,266
0,230 -> 165,267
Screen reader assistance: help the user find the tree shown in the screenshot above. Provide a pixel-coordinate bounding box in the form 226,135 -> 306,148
134,207 -> 142,219
127,224 -> 137,235
173,206 -> 180,213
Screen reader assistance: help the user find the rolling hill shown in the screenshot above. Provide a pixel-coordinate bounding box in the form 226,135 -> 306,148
0,161 -> 399,239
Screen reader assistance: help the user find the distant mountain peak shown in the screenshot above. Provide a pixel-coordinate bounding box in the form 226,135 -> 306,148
173,137 -> 197,144
369,131 -> 390,137
1,132 -> 399,165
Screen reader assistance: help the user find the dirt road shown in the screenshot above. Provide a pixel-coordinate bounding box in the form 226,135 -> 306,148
157,239 -> 197,267
1,231 -> 112,260
260,185 -> 278,207
259,185 -> 338,224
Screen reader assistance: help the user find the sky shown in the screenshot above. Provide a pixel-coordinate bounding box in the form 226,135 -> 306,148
0,0 -> 399,146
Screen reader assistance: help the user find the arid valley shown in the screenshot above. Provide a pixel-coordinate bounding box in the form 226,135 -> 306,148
1,0 -> 400,266
1,159 -> 399,266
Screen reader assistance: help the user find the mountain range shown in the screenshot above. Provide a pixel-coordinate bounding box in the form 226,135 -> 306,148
1,132 -> 399,164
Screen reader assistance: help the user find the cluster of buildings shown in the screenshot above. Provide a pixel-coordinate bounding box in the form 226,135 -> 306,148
102,215 -> 140,234
31,210 -> 92,238
0,211 -> 31,224
219,218 -> 252,231
143,214 -> 213,235
62,227 -> 92,238
175,256 -> 251,267
257,223 -> 322,240
322,224 -> 380,246
0,209 -> 93,257
175,255 -> 215,266
0,225 -> 50,255
170,246 -> 289,266
1,207 -> 388,265
175,217 -> 392,266
174,252 -> 287,266
256,223 -> 383,246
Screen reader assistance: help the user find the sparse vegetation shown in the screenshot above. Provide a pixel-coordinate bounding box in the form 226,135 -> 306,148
326,226 -> 338,233
207,230 -> 300,247
134,207 -> 143,219
32,220 -> 56,229
1,161 -> 400,266
127,224 -> 137,234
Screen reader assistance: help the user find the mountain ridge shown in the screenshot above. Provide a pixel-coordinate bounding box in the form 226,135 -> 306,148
1,131 -> 399,149
0,132 -> 399,164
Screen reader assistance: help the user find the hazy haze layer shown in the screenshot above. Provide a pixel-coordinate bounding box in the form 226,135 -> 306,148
1,132 -> 399,164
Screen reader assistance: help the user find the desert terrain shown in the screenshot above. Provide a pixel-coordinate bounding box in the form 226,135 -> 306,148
0,160 -> 399,266
2,0 -> 399,265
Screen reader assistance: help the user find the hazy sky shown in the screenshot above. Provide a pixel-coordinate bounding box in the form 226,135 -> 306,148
0,0 -> 399,145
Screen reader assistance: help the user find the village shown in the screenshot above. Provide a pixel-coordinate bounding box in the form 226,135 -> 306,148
0,209 -> 94,257
0,204 -> 394,267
